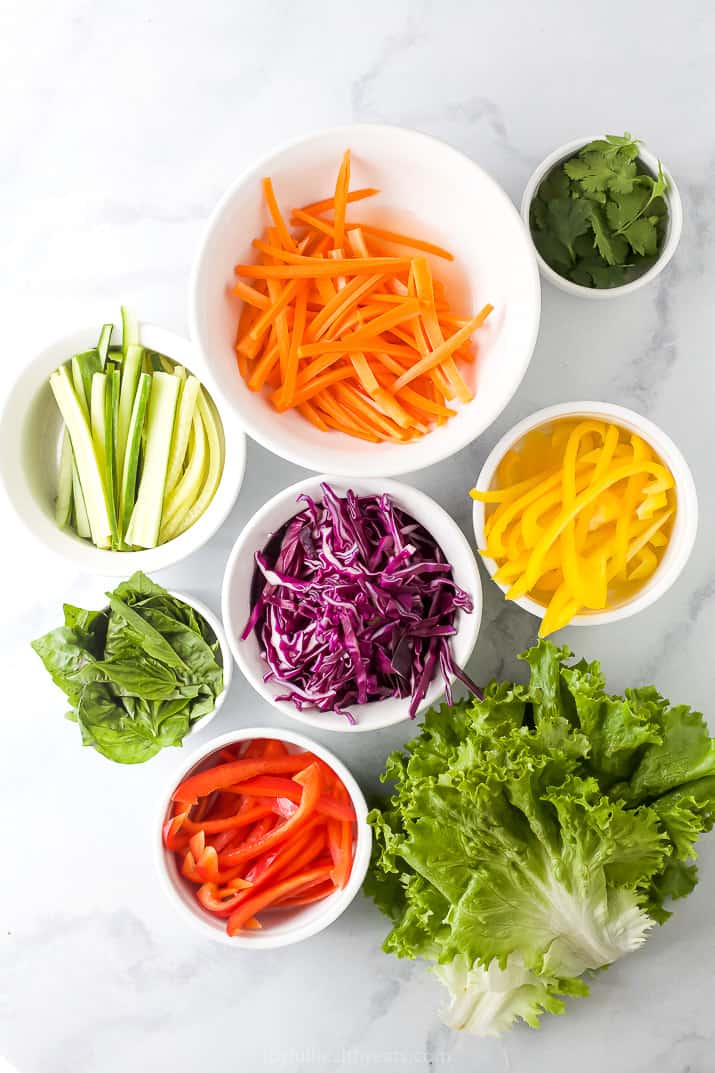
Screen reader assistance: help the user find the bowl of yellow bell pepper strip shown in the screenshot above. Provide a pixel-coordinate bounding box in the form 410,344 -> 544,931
471,401 -> 698,635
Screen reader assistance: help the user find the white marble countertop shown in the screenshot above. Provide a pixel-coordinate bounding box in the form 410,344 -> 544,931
2,2 -> 714,1071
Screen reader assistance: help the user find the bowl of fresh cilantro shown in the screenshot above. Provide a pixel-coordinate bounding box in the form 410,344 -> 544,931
521,133 -> 682,297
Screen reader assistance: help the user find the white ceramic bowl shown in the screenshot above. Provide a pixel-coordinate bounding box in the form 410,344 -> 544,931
0,322 -> 246,575
521,136 -> 682,299
190,123 -> 541,476
156,726 -> 371,948
171,590 -> 233,737
472,401 -> 698,628
222,475 -> 482,732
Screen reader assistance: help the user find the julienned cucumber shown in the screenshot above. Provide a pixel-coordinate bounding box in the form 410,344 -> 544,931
72,458 -> 91,539
165,375 -> 200,495
118,372 -> 151,541
104,370 -> 120,545
160,410 -> 207,540
51,308 -> 225,551
50,365 -> 112,548
116,343 -> 144,481
55,429 -> 74,528
125,372 -> 180,548
163,389 -> 223,541
97,323 -> 113,368
121,306 -> 139,351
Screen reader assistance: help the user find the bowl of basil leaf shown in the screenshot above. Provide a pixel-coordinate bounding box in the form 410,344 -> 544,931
31,572 -> 233,764
521,133 -> 682,297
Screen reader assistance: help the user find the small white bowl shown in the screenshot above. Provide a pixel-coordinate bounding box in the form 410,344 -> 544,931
156,726 -> 371,947
222,475 -> 482,732
521,136 -> 682,299
170,590 -> 233,737
190,123 -> 541,476
472,401 -> 698,628
0,321 -> 246,576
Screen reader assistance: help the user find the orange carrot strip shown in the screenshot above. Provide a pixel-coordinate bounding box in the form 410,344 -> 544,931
314,390 -> 382,440
348,223 -> 454,261
234,259 -> 410,280
297,400 -> 329,431
298,341 -> 419,358
290,208 -> 336,239
299,187 -> 379,215
247,341 -> 280,392
262,177 -> 297,252
232,280 -> 271,310
307,274 -> 384,342
280,282 -> 308,407
237,279 -> 299,358
334,383 -> 410,441
348,351 -> 379,395
319,412 -> 381,443
332,150 -> 351,249
275,366 -> 355,410
393,305 -> 493,391
315,298 -> 422,350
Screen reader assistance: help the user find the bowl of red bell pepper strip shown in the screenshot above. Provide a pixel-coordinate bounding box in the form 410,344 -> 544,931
157,727 -> 371,945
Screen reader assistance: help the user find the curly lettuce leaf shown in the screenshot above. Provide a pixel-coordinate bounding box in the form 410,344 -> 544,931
435,954 -> 588,1037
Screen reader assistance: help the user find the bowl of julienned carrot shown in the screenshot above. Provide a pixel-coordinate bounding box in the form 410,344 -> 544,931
190,125 -> 541,477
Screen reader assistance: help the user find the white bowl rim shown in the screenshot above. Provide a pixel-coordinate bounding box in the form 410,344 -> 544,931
221,473 -> 483,731
155,725 -> 372,948
0,320 -> 247,576
520,135 -> 683,299
166,589 -> 234,737
189,121 -> 542,476
472,400 -> 698,627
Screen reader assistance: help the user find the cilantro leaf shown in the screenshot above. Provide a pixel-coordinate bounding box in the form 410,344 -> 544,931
590,206 -> 630,265
532,226 -> 572,269
545,197 -> 593,260
538,166 -> 571,201
606,188 -> 651,232
622,217 -> 659,257
564,151 -> 616,192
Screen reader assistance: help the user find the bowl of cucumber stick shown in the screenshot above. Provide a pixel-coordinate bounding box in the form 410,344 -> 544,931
0,308 -> 246,575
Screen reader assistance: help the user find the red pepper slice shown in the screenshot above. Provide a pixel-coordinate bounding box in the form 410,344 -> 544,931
196,880 -> 252,917
230,776 -> 356,822
273,879 -> 336,908
182,803 -> 275,835
162,811 -> 189,850
173,754 -> 315,804
220,763 -> 322,867
226,862 -> 334,935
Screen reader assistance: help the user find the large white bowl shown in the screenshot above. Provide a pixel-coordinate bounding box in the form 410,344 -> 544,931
0,322 -> 246,575
521,136 -> 682,299
472,401 -> 698,628
222,475 -> 483,732
190,124 -> 541,476
156,726 -> 371,948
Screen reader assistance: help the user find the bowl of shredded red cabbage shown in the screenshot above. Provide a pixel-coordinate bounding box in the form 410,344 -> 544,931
223,477 -> 482,731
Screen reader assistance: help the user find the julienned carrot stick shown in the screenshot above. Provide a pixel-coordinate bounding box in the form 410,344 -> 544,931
230,151 -> 492,442
262,177 -> 297,252
333,150 -> 351,249
392,305 -> 493,391
233,280 -> 271,310
299,187 -> 379,215
234,259 -> 410,280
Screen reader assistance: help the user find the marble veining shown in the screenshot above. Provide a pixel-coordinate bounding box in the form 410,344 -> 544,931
1,1 -> 715,1071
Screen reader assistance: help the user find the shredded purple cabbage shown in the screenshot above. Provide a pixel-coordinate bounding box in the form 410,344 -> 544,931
242,483 -> 479,723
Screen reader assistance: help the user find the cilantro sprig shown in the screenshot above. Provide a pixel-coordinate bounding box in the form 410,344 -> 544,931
529,133 -> 668,289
